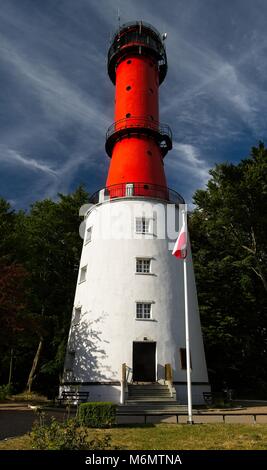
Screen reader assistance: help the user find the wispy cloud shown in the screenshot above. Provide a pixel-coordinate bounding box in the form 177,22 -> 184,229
164,142 -> 211,206
0,0 -> 266,208
162,45 -> 260,138
0,146 -> 57,177
0,34 -> 109,131
167,142 -> 210,186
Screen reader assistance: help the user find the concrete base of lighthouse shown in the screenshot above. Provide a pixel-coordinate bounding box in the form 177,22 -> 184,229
61,196 -> 210,405
60,383 -> 210,405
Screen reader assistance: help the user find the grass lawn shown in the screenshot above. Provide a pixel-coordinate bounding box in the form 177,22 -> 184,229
0,424 -> 267,450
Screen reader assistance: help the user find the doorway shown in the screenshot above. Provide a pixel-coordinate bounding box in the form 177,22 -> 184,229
132,341 -> 156,382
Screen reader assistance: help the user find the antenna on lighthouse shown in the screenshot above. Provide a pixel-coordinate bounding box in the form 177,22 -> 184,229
117,7 -> 120,30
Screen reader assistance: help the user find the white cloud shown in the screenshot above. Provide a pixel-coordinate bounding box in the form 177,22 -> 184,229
0,146 -> 57,178
1,0 -> 267,208
0,34 -> 109,131
166,142 -> 210,186
163,48 -> 255,117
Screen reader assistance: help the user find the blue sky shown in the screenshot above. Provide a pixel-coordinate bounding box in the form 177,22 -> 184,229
0,0 -> 266,209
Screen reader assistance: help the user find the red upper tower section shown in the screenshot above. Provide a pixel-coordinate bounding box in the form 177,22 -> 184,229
105,21 -> 172,196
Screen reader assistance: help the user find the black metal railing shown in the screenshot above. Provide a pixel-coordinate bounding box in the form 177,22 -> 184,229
108,21 -> 167,84
109,21 -> 164,45
106,117 -> 171,140
89,182 -> 184,206
105,116 -> 172,157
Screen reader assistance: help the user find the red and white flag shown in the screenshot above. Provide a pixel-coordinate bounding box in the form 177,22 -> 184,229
172,215 -> 187,259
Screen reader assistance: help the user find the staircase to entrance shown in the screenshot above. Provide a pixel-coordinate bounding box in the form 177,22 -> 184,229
118,383 -> 187,415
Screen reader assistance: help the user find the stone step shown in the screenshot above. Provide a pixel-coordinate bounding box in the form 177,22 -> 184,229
128,390 -> 170,397
129,390 -> 171,392
127,397 -> 174,401
128,396 -> 172,400
118,405 -> 187,414
128,388 -> 170,392
126,400 -> 178,405
127,384 -> 174,402
128,384 -> 168,389
128,385 -> 170,392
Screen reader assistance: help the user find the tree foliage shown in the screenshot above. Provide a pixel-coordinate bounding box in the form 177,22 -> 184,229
0,186 -> 89,395
0,261 -> 28,338
190,142 -> 267,395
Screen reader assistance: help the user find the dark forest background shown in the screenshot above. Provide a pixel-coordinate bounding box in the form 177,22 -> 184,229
0,142 -> 266,398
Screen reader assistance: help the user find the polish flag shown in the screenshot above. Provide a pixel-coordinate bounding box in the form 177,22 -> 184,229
172,217 -> 187,259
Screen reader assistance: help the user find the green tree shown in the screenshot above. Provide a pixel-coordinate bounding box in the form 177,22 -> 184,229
0,198 -> 16,260
0,186 -> 89,395
190,142 -> 267,395
22,186 -> 89,393
0,199 -> 29,386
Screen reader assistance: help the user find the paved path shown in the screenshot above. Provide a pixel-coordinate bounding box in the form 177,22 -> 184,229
0,403 -> 74,440
0,401 -> 267,439
117,405 -> 267,425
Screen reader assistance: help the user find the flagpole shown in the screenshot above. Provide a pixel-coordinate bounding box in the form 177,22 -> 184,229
182,209 -> 193,424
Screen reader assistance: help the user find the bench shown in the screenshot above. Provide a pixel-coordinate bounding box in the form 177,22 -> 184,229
56,391 -> 90,405
203,392 -> 214,405
203,390 -> 233,405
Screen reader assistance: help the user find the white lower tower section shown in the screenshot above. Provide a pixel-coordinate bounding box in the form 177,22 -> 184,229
61,197 -> 210,404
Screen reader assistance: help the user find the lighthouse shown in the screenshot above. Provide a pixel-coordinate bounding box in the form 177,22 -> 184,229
62,21 -> 210,405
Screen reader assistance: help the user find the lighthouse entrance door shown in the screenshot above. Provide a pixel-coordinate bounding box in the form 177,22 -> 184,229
132,342 -> 156,382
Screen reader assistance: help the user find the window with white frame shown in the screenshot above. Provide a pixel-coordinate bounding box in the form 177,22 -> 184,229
136,258 -> 151,273
135,217 -> 150,234
79,265 -> 87,283
85,226 -> 92,243
136,302 -> 152,319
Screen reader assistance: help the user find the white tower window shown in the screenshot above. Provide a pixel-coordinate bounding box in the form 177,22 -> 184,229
136,258 -> 151,273
85,226 -> 92,244
136,302 -> 152,320
79,265 -> 87,283
135,217 -> 150,234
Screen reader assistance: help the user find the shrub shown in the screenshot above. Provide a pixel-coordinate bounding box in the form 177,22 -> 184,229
30,417 -> 112,450
78,402 -> 117,428
0,384 -> 12,401
12,391 -> 49,403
